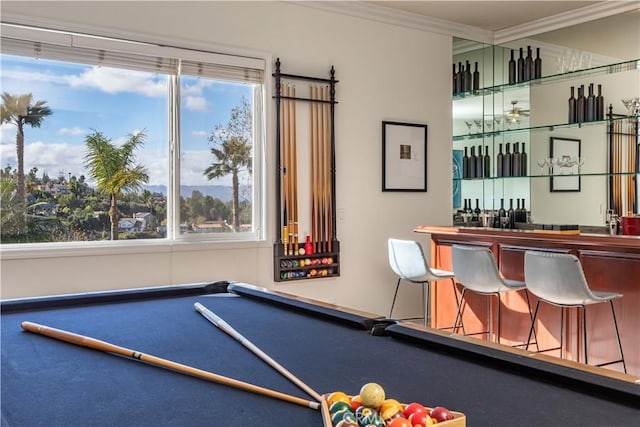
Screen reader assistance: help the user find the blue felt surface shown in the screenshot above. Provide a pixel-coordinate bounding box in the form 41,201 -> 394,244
2,291 -> 639,426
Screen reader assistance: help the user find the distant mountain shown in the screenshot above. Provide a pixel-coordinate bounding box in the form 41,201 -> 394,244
143,185 -> 251,202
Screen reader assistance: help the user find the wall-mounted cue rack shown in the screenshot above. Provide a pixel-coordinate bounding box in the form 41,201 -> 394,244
273,58 -> 339,282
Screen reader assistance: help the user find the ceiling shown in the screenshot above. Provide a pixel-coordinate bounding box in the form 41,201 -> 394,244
369,1 -> 602,32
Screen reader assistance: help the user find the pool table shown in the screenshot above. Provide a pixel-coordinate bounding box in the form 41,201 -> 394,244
2,281 -> 639,426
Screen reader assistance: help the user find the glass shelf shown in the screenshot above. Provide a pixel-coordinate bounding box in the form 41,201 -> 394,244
453,115 -> 637,141
453,58 -> 640,100
454,171 -> 639,182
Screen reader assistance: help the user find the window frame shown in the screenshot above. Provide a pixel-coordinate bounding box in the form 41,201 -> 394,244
0,20 -> 269,255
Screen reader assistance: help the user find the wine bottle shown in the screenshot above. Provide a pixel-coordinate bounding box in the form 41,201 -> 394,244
586,83 -> 596,121
534,47 -> 542,79
508,49 -> 516,85
508,199 -> 515,229
483,146 -> 491,178
576,85 -> 585,122
503,142 -> 512,177
465,199 -> 472,215
596,84 -> 604,120
520,142 -> 527,177
464,60 -> 472,93
498,199 -> 506,228
474,199 -> 481,221
462,146 -> 469,179
476,145 -> 483,178
568,86 -> 577,123
473,62 -> 480,93
524,46 -> 533,81
517,47 -> 525,82
521,198 -> 527,223
513,142 -> 521,177
515,199 -> 522,222
496,143 -> 504,177
456,62 -> 463,94
469,146 -> 477,178
453,63 -> 457,96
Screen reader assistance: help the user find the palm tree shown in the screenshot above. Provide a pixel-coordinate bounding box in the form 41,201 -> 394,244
0,93 -> 52,202
84,130 -> 149,240
204,98 -> 252,231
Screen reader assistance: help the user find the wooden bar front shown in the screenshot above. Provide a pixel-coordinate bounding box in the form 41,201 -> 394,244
414,226 -> 640,376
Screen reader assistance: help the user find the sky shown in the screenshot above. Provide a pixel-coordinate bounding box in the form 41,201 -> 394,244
0,54 -> 254,188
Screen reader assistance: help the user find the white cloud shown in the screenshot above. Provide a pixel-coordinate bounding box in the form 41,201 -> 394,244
184,95 -> 208,111
58,127 -> 86,136
192,130 -> 208,138
64,66 -> 166,97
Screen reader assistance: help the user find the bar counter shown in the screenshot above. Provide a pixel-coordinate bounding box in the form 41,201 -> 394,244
414,225 -> 640,376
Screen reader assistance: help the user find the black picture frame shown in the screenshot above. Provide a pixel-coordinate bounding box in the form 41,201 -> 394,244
550,136 -> 581,192
382,121 -> 427,192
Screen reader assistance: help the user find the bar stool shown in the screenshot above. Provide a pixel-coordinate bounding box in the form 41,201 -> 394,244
524,250 -> 626,373
451,244 -> 536,346
387,238 -> 461,329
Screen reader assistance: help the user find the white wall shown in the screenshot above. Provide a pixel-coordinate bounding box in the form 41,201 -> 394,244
0,1 -> 453,318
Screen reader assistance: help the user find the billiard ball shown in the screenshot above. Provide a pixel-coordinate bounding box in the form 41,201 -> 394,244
359,383 -> 385,408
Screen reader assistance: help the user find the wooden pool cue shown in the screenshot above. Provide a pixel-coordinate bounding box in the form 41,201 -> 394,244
281,86 -> 289,254
284,84 -> 293,255
310,85 -> 317,254
323,86 -> 332,253
194,303 -> 323,402
291,85 -> 299,255
21,321 -> 319,410
318,85 -> 326,253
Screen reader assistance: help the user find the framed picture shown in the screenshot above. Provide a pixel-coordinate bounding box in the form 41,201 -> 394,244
382,121 -> 427,191
452,150 -> 463,208
550,136 -> 581,192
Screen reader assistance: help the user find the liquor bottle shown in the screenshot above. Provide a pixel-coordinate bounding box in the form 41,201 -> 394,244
568,86 -> 577,123
517,47 -> 525,82
464,60 -> 472,93
508,49 -> 516,85
483,146 -> 491,178
304,235 -> 313,255
474,199 -> 481,221
508,199 -> 515,229
534,47 -> 542,79
469,146 -> 477,178
586,83 -> 596,121
503,142 -> 512,177
456,62 -> 463,95
476,145 -> 483,177
473,62 -> 480,92
512,142 -> 521,177
576,85 -> 585,122
496,143 -> 504,177
462,146 -> 469,179
453,63 -> 457,95
596,84 -> 604,120
520,142 -> 527,177
498,199 -> 506,228
524,46 -> 533,81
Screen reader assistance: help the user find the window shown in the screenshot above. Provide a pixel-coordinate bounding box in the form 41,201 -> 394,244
0,23 -> 265,245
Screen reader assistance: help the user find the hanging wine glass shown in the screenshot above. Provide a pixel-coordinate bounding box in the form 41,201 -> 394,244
464,120 -> 474,135
473,119 -> 483,134
493,115 -> 503,131
536,158 -> 547,175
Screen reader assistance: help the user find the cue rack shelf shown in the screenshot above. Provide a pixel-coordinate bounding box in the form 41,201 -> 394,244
273,58 -> 340,282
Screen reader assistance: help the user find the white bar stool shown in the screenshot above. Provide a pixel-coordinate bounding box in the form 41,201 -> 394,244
387,238 -> 461,329
524,250 -> 626,373
451,244 -> 536,346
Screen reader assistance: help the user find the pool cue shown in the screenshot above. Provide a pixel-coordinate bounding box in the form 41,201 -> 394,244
310,85 -> 317,254
291,85 -> 299,255
323,86 -> 332,253
284,84 -> 293,255
194,303 -> 323,402
21,321 -> 319,410
318,85 -> 326,253
281,87 -> 289,254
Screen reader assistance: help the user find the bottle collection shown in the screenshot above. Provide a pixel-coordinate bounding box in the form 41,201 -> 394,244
452,59 -> 480,95
461,142 -> 527,179
459,198 -> 528,229
508,46 -> 542,85
568,83 -> 605,123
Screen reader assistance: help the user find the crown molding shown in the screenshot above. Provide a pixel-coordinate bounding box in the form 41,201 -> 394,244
290,1 -> 493,43
494,1 -> 640,44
